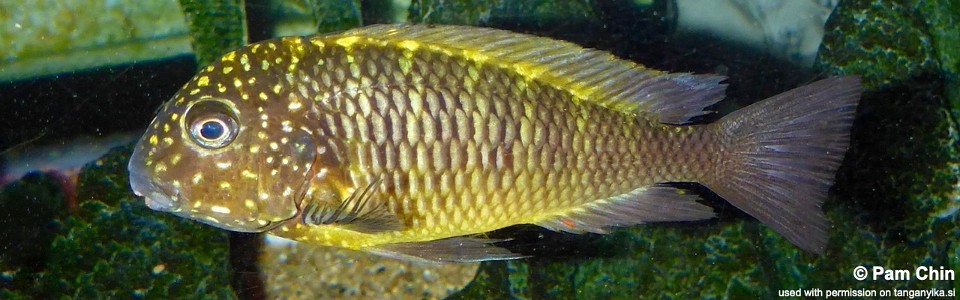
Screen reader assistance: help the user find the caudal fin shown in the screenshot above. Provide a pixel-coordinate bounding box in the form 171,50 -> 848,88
706,77 -> 861,253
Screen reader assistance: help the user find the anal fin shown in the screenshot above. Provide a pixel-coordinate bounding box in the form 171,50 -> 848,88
536,185 -> 715,234
366,237 -> 526,263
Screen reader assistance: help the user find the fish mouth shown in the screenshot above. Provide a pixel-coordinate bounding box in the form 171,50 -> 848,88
135,180 -> 284,233
128,170 -> 182,212
144,190 -> 181,212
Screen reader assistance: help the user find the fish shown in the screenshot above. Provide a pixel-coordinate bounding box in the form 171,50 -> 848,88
127,24 -> 860,263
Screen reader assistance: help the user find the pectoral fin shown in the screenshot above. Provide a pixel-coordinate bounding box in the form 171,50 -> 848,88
366,237 -> 526,263
301,177 -> 404,233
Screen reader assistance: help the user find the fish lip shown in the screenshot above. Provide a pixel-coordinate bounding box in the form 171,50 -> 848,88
129,169 -> 181,212
127,144 -> 184,212
127,145 -> 154,198
143,189 -> 181,212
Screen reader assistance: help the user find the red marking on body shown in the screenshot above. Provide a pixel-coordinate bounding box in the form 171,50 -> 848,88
560,217 -> 576,228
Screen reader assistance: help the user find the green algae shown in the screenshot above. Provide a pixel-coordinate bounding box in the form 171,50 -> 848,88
822,0 -> 959,293
918,0 -> 960,111
408,0 -> 598,27
38,199 -> 234,299
0,173 -> 68,297
178,0 -> 248,68
305,0 -> 363,34
1,147 -> 236,298
817,0 -> 938,90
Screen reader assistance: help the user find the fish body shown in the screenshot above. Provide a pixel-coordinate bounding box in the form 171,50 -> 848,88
128,24 -> 860,262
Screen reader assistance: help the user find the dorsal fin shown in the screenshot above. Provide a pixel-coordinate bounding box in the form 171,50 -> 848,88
334,24 -> 728,124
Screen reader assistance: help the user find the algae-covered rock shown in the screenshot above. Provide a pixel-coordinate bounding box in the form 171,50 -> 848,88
37,146 -> 235,299
178,0 -> 248,67
817,0 -> 938,90
40,147 -> 233,299
0,173 -> 68,296
917,1 -> 960,110
448,260 -> 513,299
408,0 -> 598,28
303,0 -> 363,34
37,199 -> 235,299
0,146 -> 236,298
821,0 -> 959,292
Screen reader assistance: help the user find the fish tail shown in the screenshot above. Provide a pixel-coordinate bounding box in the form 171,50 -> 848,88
705,76 -> 861,253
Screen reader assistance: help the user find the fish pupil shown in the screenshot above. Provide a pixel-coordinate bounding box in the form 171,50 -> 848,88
200,120 -> 226,140
184,99 -> 239,149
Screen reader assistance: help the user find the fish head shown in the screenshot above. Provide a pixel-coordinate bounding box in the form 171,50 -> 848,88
128,44 -> 320,233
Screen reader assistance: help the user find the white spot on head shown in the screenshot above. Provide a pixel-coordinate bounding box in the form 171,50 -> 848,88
216,161 -> 232,169
259,192 -> 269,200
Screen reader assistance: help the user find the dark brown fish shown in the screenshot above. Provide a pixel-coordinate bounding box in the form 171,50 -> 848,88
127,24 -> 860,262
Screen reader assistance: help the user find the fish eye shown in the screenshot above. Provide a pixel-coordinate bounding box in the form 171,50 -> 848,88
184,99 -> 239,149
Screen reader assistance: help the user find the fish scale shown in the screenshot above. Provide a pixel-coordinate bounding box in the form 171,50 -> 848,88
129,24 -> 860,262
322,39 -> 694,238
